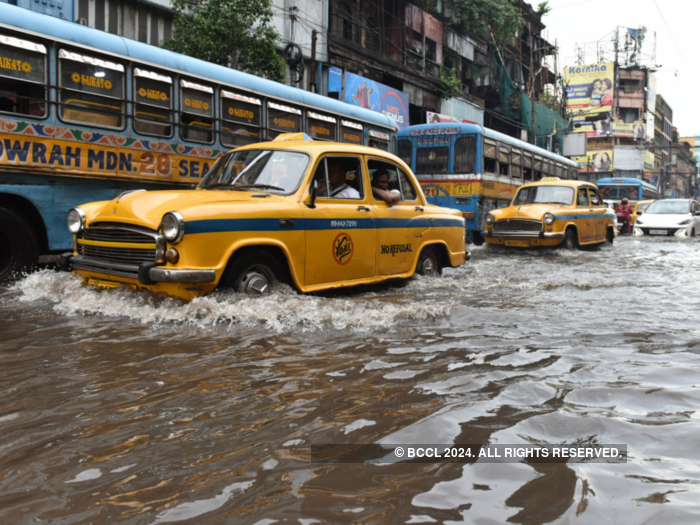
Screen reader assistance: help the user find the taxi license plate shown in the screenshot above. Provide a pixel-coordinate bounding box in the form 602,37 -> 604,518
649,229 -> 667,235
505,240 -> 531,247
85,277 -> 136,290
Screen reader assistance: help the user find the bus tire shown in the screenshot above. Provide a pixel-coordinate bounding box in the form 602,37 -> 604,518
221,250 -> 279,294
562,228 -> 578,251
0,207 -> 40,282
416,246 -> 442,276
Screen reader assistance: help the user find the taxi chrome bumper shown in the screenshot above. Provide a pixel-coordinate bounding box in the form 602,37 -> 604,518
65,254 -> 216,285
482,231 -> 565,238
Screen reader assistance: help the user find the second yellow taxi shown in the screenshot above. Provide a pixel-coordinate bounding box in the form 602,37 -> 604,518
63,136 -> 467,300
482,177 -> 616,249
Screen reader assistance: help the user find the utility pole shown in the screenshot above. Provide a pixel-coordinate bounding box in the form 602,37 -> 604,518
530,29 -> 536,145
311,29 -> 317,94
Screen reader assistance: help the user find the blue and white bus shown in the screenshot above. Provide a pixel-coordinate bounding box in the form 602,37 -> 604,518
396,123 -> 579,244
0,3 -> 397,280
596,177 -> 659,204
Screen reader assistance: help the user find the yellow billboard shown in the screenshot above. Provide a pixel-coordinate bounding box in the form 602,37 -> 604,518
573,150 -> 613,173
564,63 -> 614,136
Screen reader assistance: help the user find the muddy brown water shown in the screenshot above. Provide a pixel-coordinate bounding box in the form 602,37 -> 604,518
2,237 -> 700,524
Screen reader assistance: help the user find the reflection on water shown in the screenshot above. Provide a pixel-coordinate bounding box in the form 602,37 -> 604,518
2,237 -> 700,523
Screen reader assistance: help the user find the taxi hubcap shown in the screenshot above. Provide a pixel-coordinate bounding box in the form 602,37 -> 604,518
421,257 -> 434,275
243,272 -> 269,294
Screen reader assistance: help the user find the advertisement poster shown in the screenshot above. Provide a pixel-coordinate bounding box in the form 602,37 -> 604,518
643,150 -> 655,179
612,121 -> 645,139
426,112 -> 478,125
564,62 -> 614,136
573,150 -> 614,173
344,72 -> 409,129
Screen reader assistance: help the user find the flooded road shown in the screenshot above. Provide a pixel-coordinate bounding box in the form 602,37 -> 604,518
2,236 -> 700,524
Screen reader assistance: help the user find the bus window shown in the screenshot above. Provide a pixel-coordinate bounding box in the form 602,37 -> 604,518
454,136 -> 475,173
484,140 -> 497,173
220,90 -> 261,147
533,156 -> 542,179
416,147 -> 448,173
307,111 -> 337,141
133,68 -> 172,137
498,146 -> 509,176
180,79 -> 213,143
369,130 -> 390,151
340,119 -> 363,144
267,101 -> 301,139
0,34 -> 47,118
523,153 -> 532,180
58,49 -> 124,129
397,138 -> 412,167
511,150 -> 522,178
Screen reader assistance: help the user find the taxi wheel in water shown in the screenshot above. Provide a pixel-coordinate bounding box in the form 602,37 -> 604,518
605,227 -> 614,246
562,228 -> 578,250
416,247 -> 442,277
224,250 -> 279,295
0,207 -> 39,283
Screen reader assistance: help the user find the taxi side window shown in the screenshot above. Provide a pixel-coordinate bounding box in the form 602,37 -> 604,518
312,156 -> 364,199
368,159 -> 417,202
397,170 -> 418,201
589,189 -> 602,206
577,188 -> 590,207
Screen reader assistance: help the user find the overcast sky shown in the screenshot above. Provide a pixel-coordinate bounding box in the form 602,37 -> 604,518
541,0 -> 698,138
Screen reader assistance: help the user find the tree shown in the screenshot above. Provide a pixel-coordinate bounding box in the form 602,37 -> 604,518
162,0 -> 287,83
449,0 -> 524,46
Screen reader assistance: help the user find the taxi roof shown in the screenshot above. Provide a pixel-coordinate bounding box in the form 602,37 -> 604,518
521,177 -> 597,189
229,140 -> 401,159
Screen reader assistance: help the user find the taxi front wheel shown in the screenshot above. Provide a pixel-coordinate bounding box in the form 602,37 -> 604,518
416,247 -> 442,277
223,250 -> 279,294
562,229 -> 578,250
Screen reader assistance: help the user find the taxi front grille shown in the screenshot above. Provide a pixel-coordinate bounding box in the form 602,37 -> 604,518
493,219 -> 542,233
76,223 -> 161,266
77,244 -> 156,264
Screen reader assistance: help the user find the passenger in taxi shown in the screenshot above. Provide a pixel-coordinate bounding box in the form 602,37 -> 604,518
327,160 -> 360,199
371,169 -> 400,205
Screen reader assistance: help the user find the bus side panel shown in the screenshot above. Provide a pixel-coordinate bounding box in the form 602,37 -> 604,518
0,173 -> 180,251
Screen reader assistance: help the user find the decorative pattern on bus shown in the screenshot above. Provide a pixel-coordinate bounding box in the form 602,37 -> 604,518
0,118 -> 223,182
420,180 -> 520,199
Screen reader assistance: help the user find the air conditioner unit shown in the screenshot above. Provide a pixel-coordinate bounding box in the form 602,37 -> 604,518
78,17 -> 88,26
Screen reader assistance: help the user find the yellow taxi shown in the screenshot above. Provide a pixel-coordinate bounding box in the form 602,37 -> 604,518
631,199 -> 655,226
62,135 -> 467,301
482,177 -> 616,249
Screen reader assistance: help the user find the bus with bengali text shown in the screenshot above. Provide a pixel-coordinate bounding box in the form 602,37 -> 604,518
0,3 -> 397,280
396,123 -> 579,244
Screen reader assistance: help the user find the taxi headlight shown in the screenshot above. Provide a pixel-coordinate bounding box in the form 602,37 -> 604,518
67,207 -> 86,233
161,211 -> 185,244
485,213 -> 495,225
543,213 -> 555,225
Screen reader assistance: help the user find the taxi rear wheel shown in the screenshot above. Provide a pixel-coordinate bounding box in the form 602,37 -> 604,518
604,227 -> 614,246
223,251 -> 279,295
416,247 -> 442,277
562,229 -> 578,250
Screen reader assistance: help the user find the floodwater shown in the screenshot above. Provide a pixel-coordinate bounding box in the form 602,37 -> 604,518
2,236 -> 700,524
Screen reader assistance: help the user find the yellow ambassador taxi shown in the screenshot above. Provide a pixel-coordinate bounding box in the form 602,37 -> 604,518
482,177 -> 616,249
62,135 -> 467,300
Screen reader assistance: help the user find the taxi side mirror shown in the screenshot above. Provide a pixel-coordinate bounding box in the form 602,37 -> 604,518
306,180 -> 318,209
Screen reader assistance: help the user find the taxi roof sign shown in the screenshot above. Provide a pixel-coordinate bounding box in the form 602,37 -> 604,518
273,133 -> 314,142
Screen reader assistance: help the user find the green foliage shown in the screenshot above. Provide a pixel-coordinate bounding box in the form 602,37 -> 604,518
539,91 -> 559,111
536,1 -> 552,16
162,0 -> 286,83
439,66 -> 462,99
449,0 -> 525,46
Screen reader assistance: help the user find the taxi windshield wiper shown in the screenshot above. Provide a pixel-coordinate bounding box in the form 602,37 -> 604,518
205,183 -> 236,190
232,183 -> 286,192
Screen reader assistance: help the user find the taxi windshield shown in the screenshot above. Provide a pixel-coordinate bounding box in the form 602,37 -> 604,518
513,185 -> 575,206
198,149 -> 310,194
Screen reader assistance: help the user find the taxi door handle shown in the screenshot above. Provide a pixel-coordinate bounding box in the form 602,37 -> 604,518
415,206 -> 424,212
357,206 -> 371,212
279,219 -> 296,228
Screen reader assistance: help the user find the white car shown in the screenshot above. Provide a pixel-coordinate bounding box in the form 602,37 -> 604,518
634,199 -> 700,238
